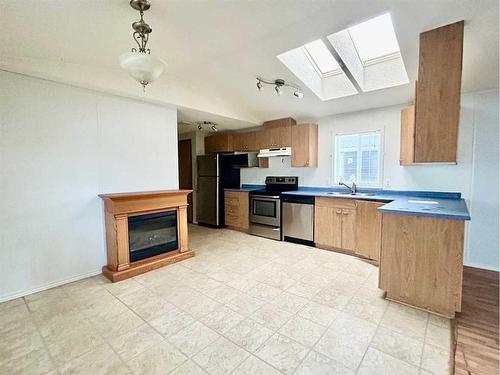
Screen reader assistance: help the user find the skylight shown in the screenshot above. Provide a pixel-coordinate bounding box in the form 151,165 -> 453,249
303,40 -> 341,75
347,13 -> 400,63
277,12 -> 409,100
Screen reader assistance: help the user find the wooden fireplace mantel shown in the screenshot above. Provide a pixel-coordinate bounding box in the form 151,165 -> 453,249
99,189 -> 194,282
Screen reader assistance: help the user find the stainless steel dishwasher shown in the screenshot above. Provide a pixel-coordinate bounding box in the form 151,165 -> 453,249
282,195 -> 315,246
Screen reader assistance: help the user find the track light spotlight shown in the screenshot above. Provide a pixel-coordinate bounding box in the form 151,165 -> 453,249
294,91 -> 304,99
197,124 -> 203,131
256,80 -> 263,91
211,125 -> 218,132
275,85 -> 283,96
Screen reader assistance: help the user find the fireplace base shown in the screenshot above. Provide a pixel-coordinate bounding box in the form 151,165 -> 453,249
102,249 -> 194,282
98,190 -> 194,283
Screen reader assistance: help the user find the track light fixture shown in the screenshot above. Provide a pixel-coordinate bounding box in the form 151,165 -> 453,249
195,121 -> 218,132
256,77 -> 303,99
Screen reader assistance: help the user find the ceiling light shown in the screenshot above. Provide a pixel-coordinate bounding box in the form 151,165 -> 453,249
256,77 -> 303,98
211,125 -> 218,132
120,0 -> 166,92
197,124 -> 203,131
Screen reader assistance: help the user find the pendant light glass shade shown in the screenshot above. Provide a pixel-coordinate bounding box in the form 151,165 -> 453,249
119,52 -> 166,88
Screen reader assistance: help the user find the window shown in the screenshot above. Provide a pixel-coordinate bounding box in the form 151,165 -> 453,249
277,12 -> 409,100
334,131 -> 381,186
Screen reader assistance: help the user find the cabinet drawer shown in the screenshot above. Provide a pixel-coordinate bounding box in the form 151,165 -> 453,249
315,197 -> 356,209
225,197 -> 240,207
224,205 -> 240,215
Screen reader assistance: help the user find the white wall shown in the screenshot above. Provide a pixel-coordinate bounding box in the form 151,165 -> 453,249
241,91 -> 499,271
0,71 -> 179,301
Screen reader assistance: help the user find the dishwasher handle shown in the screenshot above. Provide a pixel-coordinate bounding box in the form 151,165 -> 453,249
281,195 -> 315,205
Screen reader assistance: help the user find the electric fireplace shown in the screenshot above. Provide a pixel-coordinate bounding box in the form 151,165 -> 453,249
128,211 -> 178,262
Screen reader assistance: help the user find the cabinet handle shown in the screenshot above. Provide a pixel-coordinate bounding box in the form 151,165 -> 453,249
336,209 -> 342,214
342,210 -> 348,215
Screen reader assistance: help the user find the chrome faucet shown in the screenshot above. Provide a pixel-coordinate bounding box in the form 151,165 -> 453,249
339,181 -> 357,194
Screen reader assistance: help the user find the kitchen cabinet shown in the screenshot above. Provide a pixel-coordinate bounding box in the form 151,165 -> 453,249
314,206 -> 342,248
400,21 -> 463,164
314,197 -> 356,251
291,123 -> 318,168
379,213 -> 465,318
224,190 -> 249,231
257,125 -> 291,149
205,133 -> 233,153
233,131 -> 257,151
400,105 -> 415,165
355,200 -> 384,261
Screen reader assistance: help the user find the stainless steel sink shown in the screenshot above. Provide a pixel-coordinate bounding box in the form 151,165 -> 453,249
326,192 -> 375,197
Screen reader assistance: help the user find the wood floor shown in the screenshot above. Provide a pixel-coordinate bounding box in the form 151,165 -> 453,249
454,266 -> 499,375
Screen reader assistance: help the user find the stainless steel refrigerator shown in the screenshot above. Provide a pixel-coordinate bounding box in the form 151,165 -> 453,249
196,154 -> 243,227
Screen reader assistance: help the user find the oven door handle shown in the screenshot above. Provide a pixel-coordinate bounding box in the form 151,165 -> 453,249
251,196 -> 280,200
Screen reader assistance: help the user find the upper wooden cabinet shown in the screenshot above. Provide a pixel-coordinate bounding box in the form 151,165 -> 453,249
400,105 -> 416,165
205,133 -> 233,153
401,21 -> 464,164
233,131 -> 257,151
291,124 -> 318,168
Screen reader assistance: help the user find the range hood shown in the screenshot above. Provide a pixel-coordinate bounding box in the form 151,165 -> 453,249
257,147 -> 292,158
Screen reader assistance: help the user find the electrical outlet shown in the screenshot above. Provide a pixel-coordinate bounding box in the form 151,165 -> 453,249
384,179 -> 391,188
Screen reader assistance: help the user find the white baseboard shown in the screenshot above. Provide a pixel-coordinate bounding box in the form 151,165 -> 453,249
0,269 -> 103,303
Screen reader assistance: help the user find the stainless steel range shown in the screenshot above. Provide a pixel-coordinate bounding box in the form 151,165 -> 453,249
249,176 -> 298,240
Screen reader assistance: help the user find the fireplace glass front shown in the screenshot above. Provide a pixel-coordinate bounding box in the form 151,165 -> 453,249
128,211 -> 178,262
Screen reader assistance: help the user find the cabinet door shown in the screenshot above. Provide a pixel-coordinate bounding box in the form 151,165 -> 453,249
400,105 -> 415,165
234,132 -> 257,151
291,124 -> 318,167
341,208 -> 356,251
205,133 -> 233,153
314,205 -> 342,248
414,21 -> 463,163
355,201 -> 383,260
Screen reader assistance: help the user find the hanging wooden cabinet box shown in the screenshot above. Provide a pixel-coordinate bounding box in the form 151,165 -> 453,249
400,21 -> 464,164
204,132 -> 234,153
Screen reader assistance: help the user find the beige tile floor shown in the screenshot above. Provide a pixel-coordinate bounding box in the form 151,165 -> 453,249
0,225 -> 453,375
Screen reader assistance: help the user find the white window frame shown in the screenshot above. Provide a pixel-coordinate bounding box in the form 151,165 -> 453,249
332,130 -> 384,188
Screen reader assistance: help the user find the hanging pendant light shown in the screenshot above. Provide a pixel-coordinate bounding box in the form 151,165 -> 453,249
120,0 -> 166,91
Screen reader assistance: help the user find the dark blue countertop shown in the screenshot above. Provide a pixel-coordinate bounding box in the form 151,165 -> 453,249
235,185 -> 471,221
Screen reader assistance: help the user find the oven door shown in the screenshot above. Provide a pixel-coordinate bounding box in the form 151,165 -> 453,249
250,195 -> 280,226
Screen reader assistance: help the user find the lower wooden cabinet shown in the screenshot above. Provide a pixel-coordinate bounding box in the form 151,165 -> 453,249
355,200 -> 384,261
314,197 -> 356,252
379,213 -> 465,317
224,191 -> 249,231
314,197 -> 383,260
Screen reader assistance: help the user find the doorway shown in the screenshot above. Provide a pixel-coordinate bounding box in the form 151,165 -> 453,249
178,139 -> 193,222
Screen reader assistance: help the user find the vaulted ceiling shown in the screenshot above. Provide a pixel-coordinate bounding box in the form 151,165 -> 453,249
1,0 -> 498,130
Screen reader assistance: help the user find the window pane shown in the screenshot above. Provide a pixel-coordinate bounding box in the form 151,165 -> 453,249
342,151 -> 357,182
361,150 -> 378,182
348,13 -> 400,62
304,39 -> 341,74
